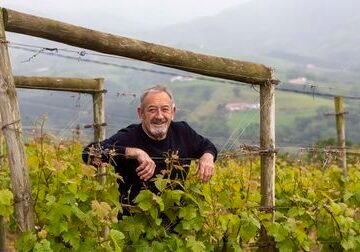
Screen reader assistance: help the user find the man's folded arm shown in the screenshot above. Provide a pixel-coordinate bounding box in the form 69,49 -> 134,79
82,139 -> 126,167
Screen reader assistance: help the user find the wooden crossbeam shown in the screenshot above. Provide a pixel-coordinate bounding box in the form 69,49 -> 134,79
3,8 -> 275,85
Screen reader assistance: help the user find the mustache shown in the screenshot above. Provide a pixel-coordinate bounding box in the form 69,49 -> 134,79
151,118 -> 168,124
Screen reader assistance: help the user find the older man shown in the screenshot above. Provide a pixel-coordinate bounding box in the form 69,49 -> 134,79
83,85 -> 217,204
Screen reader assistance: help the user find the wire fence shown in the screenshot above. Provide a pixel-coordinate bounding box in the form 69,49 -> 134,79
2,39 -> 360,252
7,40 -> 360,100
2,39 -> 359,158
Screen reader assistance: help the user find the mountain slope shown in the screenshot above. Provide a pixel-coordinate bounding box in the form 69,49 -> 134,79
146,0 -> 360,69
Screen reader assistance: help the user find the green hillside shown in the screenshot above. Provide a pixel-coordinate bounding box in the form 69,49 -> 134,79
8,0 -> 360,148
159,79 -> 344,148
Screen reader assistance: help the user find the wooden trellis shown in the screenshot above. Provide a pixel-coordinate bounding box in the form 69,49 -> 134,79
0,9 -> 34,232
0,76 -> 106,249
0,7 -> 277,249
14,75 -> 106,142
0,76 -> 106,152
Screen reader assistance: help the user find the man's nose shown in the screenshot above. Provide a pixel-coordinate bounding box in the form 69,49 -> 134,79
154,108 -> 164,118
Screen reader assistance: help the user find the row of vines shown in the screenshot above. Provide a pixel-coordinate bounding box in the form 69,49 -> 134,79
0,137 -> 360,251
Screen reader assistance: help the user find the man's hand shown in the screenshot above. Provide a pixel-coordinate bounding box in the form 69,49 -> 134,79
90,157 -> 103,167
197,153 -> 215,182
125,147 -> 156,181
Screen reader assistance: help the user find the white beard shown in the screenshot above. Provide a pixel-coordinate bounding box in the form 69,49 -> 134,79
148,125 -> 168,140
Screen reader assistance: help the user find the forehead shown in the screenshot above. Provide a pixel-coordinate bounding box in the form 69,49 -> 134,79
142,91 -> 172,107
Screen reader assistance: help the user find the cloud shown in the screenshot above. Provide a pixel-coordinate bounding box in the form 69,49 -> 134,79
1,0 -> 250,26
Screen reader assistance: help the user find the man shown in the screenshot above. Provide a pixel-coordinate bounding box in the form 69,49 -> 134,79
83,85 -> 217,205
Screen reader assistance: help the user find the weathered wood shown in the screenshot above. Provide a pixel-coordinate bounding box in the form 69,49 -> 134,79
14,75 -> 103,94
93,78 -> 106,142
260,82 -> 275,210
0,216 -> 5,252
346,150 -> 360,155
334,96 -> 347,176
0,115 -> 3,252
0,113 -> 3,165
92,78 -> 108,239
3,8 -> 275,85
259,82 -> 276,251
93,79 -> 107,234
0,9 -> 34,232
13,75 -> 106,143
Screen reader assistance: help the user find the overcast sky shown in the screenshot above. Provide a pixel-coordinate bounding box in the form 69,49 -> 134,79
1,0 -> 250,27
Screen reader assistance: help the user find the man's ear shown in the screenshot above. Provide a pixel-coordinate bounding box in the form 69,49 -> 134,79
137,107 -> 143,120
172,106 -> 176,120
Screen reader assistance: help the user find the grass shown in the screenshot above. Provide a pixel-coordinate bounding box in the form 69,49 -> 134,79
169,79 -> 336,136
275,91 -> 332,128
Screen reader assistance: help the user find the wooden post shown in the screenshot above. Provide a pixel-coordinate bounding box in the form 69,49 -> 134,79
0,114 -> 4,252
92,86 -> 106,181
0,116 -> 4,252
0,113 -> 3,165
3,8 -> 276,85
259,81 -> 276,251
0,131 -> 3,163
92,78 -> 108,238
92,78 -> 106,142
0,216 -> 5,252
14,75 -> 103,93
13,75 -> 106,144
0,9 -> 34,232
334,96 -> 347,177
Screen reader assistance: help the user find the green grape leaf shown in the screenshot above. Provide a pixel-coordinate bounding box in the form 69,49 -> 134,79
16,232 -> 37,252
163,190 -> 183,207
277,239 -> 294,252
186,236 -> 206,252
120,216 -> 145,243
47,220 -> 68,236
0,189 -> 13,216
134,190 -> 153,211
154,178 -> 168,192
110,229 -> 125,252
153,194 -> 164,211
341,238 -> 356,250
34,239 -> 53,252
179,205 -> 197,220
63,229 -> 81,250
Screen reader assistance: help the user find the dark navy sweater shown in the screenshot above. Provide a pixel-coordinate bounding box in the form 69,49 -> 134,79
83,121 -> 217,204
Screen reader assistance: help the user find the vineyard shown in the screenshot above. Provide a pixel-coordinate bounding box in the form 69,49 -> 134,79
1,5 -> 360,252
1,138 -> 359,251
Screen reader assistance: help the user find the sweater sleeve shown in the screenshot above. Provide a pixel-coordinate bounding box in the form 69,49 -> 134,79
181,122 -> 218,160
82,127 -> 132,166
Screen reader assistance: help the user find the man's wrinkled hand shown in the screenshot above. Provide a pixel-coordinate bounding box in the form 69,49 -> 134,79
197,153 -> 214,182
125,147 -> 156,181
91,157 -> 103,167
